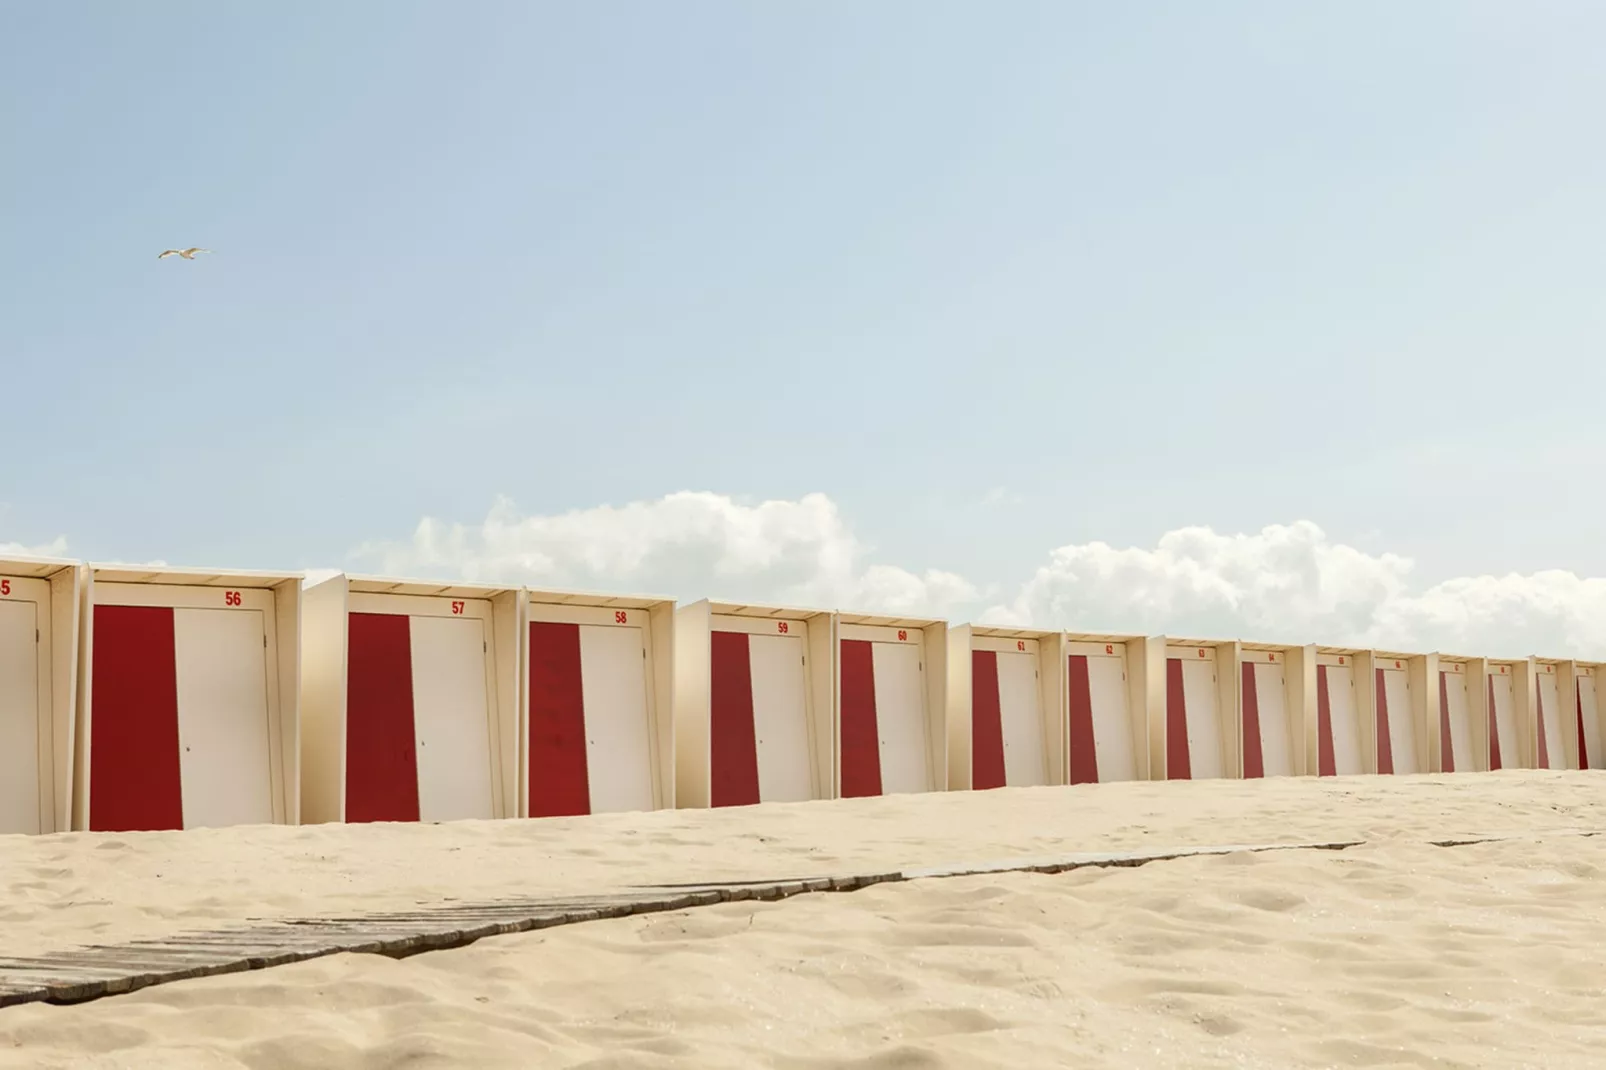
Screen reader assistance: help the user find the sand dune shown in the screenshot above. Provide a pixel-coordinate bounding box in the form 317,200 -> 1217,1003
3,771 -> 1606,1066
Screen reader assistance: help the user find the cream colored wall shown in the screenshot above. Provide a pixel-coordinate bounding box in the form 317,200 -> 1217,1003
296,574 -> 348,825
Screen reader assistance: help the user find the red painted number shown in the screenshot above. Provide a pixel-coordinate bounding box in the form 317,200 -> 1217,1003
1394,660 -> 1402,669
1197,648 -> 1207,658
1016,640 -> 1026,652
896,630 -> 907,641
224,590 -> 241,607
451,601 -> 465,615
778,621 -> 789,634
1104,644 -> 1113,655
614,610 -> 628,624
0,580 -> 9,596
1338,656 -> 1346,665
1268,652 -> 1276,662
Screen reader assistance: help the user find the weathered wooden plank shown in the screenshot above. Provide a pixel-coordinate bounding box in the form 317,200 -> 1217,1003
0,983 -> 49,1010
0,838 -> 1369,1012
896,841 -> 1362,881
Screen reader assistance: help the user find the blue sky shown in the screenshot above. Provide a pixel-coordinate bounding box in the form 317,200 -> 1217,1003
5,3 -> 1606,650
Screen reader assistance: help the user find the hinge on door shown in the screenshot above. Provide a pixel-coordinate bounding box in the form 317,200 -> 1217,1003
263,635 -> 267,648
36,629 -> 40,643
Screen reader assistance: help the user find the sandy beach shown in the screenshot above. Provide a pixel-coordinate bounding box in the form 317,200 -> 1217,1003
2,770 -> 1605,1067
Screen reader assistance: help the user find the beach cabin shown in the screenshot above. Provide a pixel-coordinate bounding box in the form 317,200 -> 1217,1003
1560,660 -> 1603,771
1313,647 -> 1370,776
1432,655 -> 1485,773
523,588 -> 673,817
946,626 -> 1065,791
1481,658 -> 1529,769
1156,637 -> 1238,780
76,565 -> 300,832
673,600 -> 833,808
1371,650 -> 1429,775
835,612 -> 947,797
299,574 -> 518,825
0,556 -> 80,835
1238,643 -> 1312,778
1064,632 -> 1158,784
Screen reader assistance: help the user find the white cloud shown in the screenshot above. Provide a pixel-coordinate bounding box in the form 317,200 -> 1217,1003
357,496 -> 1606,657
981,521 -> 1411,642
983,520 -> 1606,658
0,535 -> 69,559
353,492 -> 979,617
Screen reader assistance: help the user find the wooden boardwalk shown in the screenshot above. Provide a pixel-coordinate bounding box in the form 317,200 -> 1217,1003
0,839 -> 1364,1010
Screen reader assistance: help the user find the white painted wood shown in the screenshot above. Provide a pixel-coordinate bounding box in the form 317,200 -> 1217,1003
1580,675 -> 1601,768
1442,671 -> 1473,772
173,608 -> 274,829
527,602 -> 651,628
973,635 -> 1040,655
872,640 -> 929,794
348,591 -> 492,621
1537,670 -> 1563,769
1067,640 -> 1125,657
95,581 -> 274,613
712,613 -> 809,638
1180,656 -> 1223,779
0,599 -> 40,835
747,632 -> 813,803
410,615 -> 495,822
1253,660 -> 1293,777
1325,664 -> 1364,775
1489,672 -> 1520,767
579,624 -> 655,814
1379,668 -> 1418,773
1087,652 -> 1136,781
995,650 -> 1046,787
840,622 -> 921,643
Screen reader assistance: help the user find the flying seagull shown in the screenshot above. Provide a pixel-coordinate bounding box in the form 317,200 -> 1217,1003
157,247 -> 211,260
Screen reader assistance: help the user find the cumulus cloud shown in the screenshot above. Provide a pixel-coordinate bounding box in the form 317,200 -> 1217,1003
354,495 -> 1606,657
0,535 -> 69,559
981,521 -> 1412,643
353,492 -> 980,617
983,521 -> 1606,658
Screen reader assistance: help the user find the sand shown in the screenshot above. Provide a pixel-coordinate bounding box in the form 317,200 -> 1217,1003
2,770 -> 1605,1067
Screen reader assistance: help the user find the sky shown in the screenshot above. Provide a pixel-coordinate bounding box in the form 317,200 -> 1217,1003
5,2 -> 1606,655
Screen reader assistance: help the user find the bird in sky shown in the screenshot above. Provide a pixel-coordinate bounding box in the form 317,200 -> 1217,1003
157,247 -> 211,260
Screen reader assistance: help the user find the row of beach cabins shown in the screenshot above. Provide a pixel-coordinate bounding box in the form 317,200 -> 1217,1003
0,556 -> 1597,837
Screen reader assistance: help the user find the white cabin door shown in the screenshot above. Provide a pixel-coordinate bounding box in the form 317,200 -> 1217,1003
0,597 -> 42,835
995,648 -> 1046,787
410,614 -> 495,822
873,640 -> 929,795
1325,663 -> 1364,775
577,623 -> 654,814
174,607 -> 274,829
